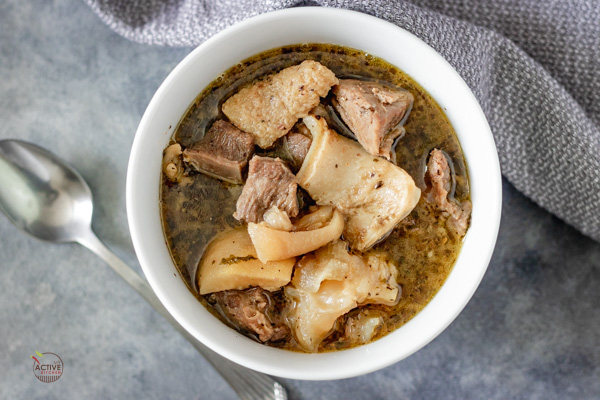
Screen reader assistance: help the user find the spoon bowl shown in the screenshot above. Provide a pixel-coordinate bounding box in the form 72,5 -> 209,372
0,140 -> 93,242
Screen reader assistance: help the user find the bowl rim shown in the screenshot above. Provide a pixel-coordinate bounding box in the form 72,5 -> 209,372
127,6 -> 502,380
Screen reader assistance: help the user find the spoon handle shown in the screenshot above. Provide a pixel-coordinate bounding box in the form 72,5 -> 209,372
77,230 -> 287,400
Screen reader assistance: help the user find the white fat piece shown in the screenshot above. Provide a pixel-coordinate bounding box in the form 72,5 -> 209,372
297,115 -> 421,251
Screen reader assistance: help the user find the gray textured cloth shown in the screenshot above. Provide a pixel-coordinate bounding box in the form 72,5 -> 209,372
84,0 -> 600,242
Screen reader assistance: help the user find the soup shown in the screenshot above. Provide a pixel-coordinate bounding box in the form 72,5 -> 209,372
160,44 -> 471,353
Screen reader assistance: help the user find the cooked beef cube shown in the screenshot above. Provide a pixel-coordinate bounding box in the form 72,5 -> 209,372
284,131 -> 312,168
210,287 -> 289,343
222,60 -> 338,149
234,156 -> 299,223
332,79 -> 413,159
425,149 -> 472,236
182,120 -> 255,184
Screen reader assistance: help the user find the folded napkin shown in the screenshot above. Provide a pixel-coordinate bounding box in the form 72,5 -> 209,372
85,0 -> 600,242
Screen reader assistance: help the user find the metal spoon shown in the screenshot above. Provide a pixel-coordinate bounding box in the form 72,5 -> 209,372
0,139 -> 287,400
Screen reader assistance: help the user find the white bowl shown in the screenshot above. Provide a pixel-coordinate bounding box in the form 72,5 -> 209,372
127,7 -> 501,380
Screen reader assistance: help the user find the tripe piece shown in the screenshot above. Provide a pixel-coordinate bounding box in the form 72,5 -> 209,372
222,60 -> 338,148
297,115 -> 421,251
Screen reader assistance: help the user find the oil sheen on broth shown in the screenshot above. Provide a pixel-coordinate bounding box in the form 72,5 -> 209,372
160,44 -> 470,352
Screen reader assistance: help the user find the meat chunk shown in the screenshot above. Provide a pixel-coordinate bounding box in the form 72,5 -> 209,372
425,149 -> 472,236
210,287 -> 289,343
426,149 -> 452,204
222,60 -> 338,149
332,79 -> 413,159
234,156 -> 299,223
296,115 -> 421,251
284,131 -> 312,168
182,120 -> 255,184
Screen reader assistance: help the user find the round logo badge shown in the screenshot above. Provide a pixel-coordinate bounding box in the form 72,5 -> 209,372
32,352 -> 63,383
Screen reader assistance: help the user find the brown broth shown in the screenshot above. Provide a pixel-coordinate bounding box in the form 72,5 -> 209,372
160,43 -> 469,352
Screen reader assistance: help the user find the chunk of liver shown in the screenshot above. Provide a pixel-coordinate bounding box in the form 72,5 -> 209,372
234,156 -> 299,223
332,79 -> 413,159
182,120 -> 255,184
210,287 -> 289,343
425,148 -> 472,236
222,60 -> 338,149
296,115 -> 421,251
